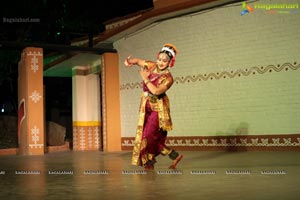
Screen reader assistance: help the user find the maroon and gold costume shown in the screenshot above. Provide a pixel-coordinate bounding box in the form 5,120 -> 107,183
131,61 -> 176,166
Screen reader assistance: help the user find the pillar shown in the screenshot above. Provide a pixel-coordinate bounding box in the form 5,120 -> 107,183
72,67 -> 101,151
101,53 -> 121,151
18,47 -> 45,155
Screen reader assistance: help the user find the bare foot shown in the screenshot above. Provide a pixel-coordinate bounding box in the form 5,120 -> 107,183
144,165 -> 154,170
168,154 -> 183,169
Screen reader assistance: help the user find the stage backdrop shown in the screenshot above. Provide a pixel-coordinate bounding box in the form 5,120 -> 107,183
115,0 -> 300,151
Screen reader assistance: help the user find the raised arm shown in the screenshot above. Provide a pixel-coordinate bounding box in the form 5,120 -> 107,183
124,56 -> 147,69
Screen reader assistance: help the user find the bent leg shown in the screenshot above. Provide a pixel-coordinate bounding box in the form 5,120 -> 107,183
160,146 -> 183,169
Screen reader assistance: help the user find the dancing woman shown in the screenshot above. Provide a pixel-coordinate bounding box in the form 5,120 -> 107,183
124,43 -> 183,170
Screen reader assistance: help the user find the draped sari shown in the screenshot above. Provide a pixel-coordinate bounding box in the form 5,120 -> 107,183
131,62 -> 173,166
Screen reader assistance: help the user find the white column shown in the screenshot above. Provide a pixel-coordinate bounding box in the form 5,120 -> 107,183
72,67 -> 101,151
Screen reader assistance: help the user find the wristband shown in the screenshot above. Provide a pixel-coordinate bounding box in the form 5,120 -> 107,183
126,56 -> 133,66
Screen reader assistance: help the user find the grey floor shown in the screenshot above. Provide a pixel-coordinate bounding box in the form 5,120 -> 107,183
0,150 -> 300,200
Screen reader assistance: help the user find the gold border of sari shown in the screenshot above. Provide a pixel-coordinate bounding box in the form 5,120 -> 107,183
131,94 -> 147,166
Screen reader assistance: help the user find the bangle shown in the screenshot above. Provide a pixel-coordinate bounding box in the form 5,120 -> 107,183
144,79 -> 150,85
126,57 -> 133,65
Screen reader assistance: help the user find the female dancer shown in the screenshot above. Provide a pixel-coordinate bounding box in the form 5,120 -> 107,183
124,43 -> 183,170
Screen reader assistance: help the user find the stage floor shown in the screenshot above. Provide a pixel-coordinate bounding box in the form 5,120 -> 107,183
0,150 -> 300,200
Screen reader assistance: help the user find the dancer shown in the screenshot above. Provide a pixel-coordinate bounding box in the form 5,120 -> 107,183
124,43 -> 183,170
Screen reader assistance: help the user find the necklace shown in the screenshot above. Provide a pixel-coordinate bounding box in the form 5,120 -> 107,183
155,65 -> 168,74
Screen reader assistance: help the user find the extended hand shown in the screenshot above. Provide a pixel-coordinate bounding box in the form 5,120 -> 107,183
124,55 -> 133,67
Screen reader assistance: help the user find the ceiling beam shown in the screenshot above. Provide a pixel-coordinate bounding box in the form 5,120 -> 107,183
0,41 -> 117,54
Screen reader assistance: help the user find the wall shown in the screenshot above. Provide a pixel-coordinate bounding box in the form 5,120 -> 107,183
115,0 -> 300,150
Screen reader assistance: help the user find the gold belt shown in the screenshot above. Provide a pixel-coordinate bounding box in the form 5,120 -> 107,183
143,92 -> 166,103
144,92 -> 158,103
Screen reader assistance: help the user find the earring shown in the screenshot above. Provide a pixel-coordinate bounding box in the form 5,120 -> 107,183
169,57 -> 175,67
